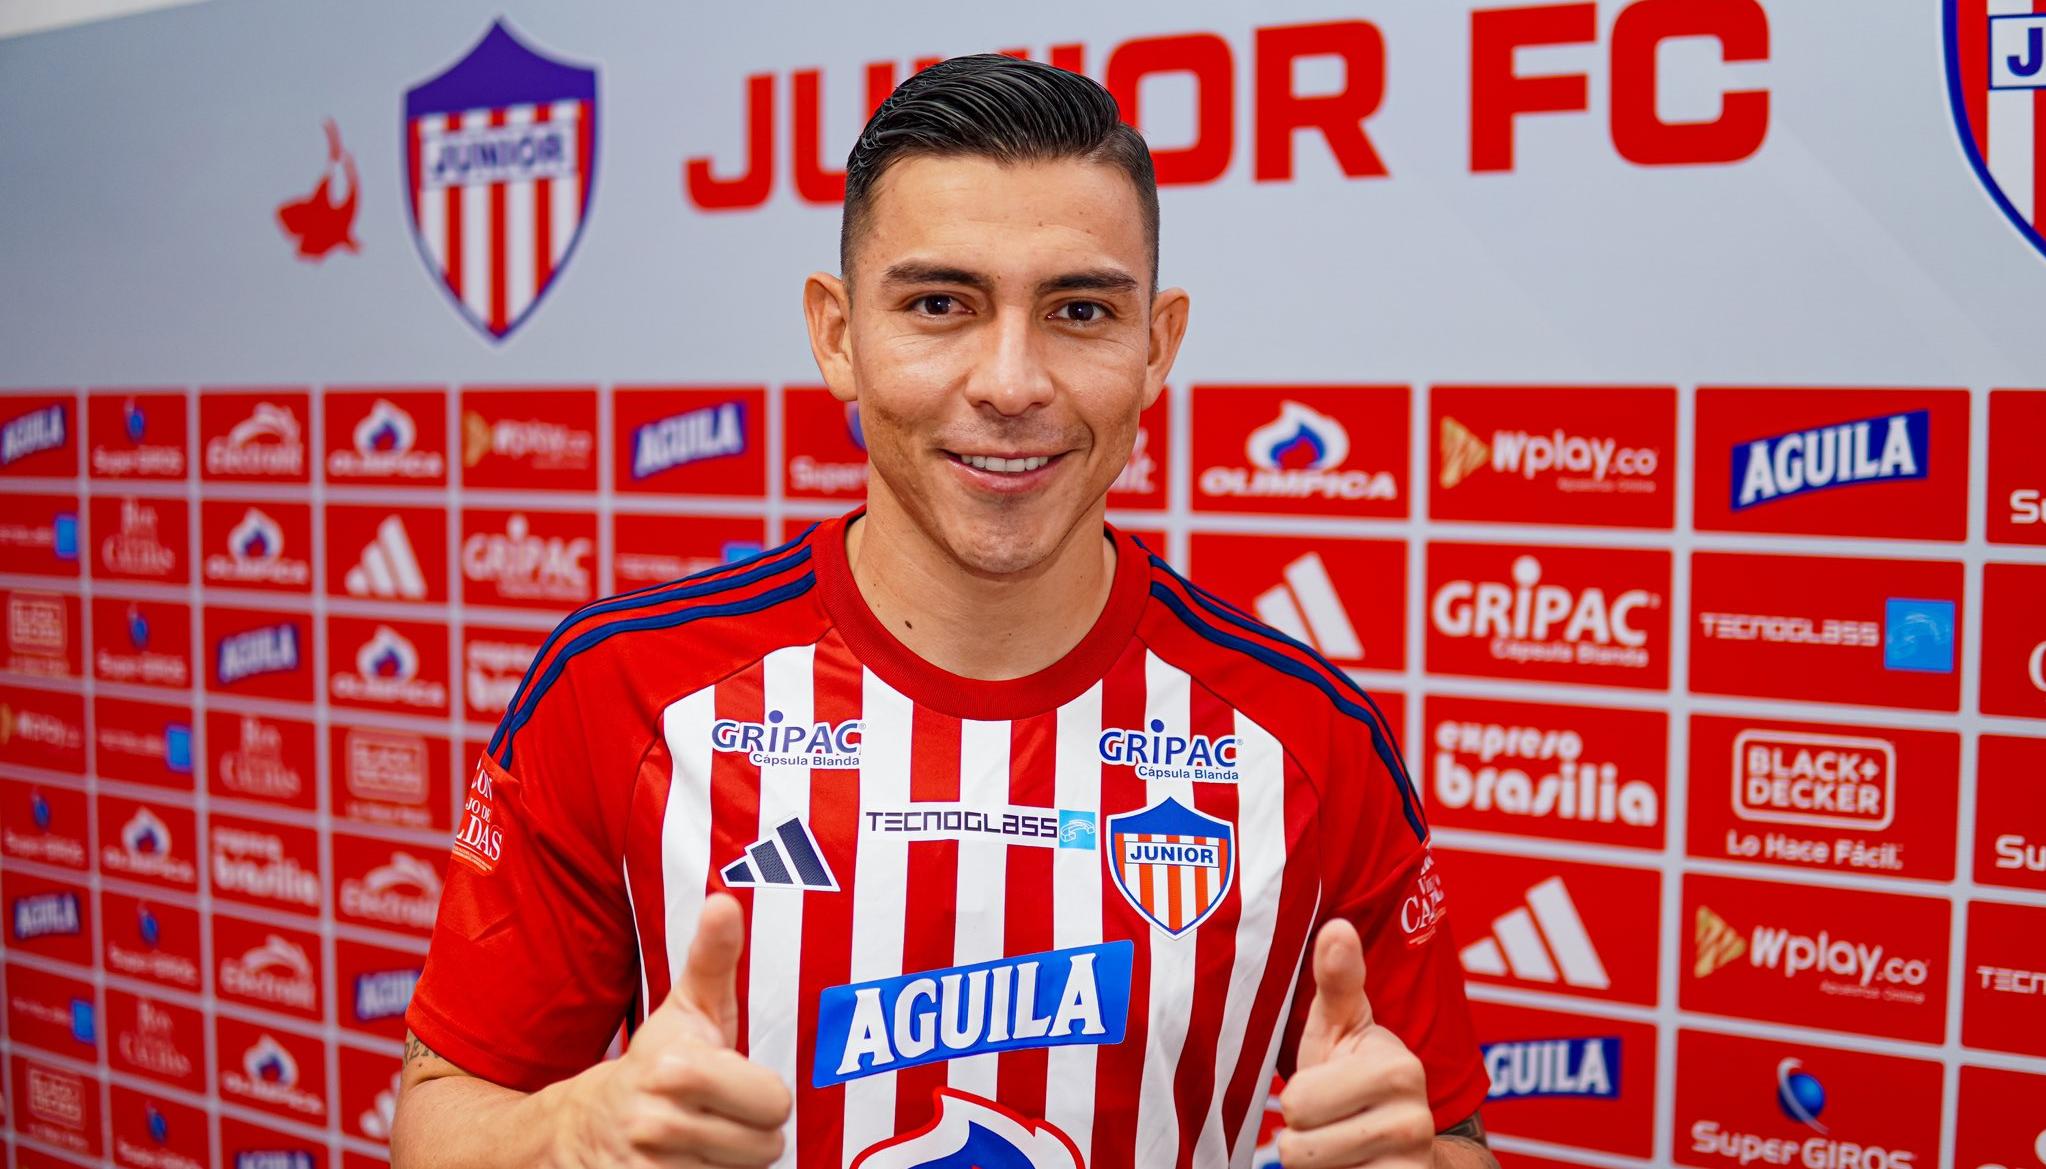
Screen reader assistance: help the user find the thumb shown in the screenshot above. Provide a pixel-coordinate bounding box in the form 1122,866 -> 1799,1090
1298,918 -> 1373,1069
669,892 -> 745,1048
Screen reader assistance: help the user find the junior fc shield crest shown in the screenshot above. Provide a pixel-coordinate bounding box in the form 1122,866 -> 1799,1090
1106,797 -> 1236,937
404,21 -> 597,342
1948,1 -> 2046,262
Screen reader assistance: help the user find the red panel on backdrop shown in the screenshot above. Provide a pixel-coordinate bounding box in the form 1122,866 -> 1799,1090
1954,1065 -> 2046,1169
613,386 -> 766,495
91,595 -> 192,690
336,936 -> 425,1041
1987,389 -> 2046,545
104,987 -> 205,1092
340,1041 -> 405,1144
326,614 -> 452,716
87,389 -> 188,480
1426,542 -> 1671,690
220,1107 -> 332,1166
1694,386 -> 1968,540
1424,695 -> 1666,850
99,889 -> 202,992
1981,562 -> 2046,719
1685,713 -> 1959,881
1435,847 -> 1661,1006
111,1081 -> 210,1169
88,493 -> 189,584
216,1013 -> 330,1124
206,707 -> 318,810
1468,997 -> 1657,1156
612,510 -> 768,590
1680,871 -> 1950,1043
329,722 -> 452,832
213,910 -> 325,1022
459,506 -> 598,610
1190,384 -> 1409,516
1672,1029 -> 1941,1169
0,492 -> 82,577
0,681 -> 86,772
2,586 -> 80,677
10,1052 -> 103,1159
1975,735 -> 2046,891
0,393 -> 78,478
462,622 -> 543,724
4,868 -> 91,967
333,830 -> 446,937
3,960 -> 99,1061
327,503 -> 449,605
209,812 -> 324,918
1187,532 -> 1405,670
199,498 -> 313,592
93,693 -> 197,789
325,388 -> 449,486
783,385 -> 870,500
199,389 -> 311,483
1961,899 -> 2046,1058
204,605 -> 314,703
0,777 -> 88,870
1689,551 -> 1963,712
96,791 -> 198,890
459,386 -> 599,491
1431,385 -> 1675,528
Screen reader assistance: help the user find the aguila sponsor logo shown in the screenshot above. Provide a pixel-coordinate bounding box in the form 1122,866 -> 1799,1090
207,402 -> 305,477
1481,1036 -> 1619,1100
354,968 -> 420,1022
1731,411 -> 1929,511
212,826 -> 320,909
221,935 -> 318,1011
224,1034 -> 322,1115
1433,717 -> 1659,829
2,403 -> 66,467
1096,719 -> 1240,783
1690,1059 -> 1919,1169
712,709 -> 862,768
341,850 -> 443,930
461,512 -> 592,603
631,401 -> 747,479
329,399 -> 443,480
462,409 -> 593,470
217,716 -> 305,800
1432,555 -> 1660,669
216,624 -> 301,686
331,625 -> 446,709
13,891 -> 81,939
1693,905 -> 1932,1003
206,508 -> 309,587
1202,401 -> 1395,502
1439,417 -> 1659,493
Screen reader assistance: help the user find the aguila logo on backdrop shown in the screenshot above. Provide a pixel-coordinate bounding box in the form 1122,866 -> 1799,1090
405,21 -> 597,342
1948,6 -> 2046,265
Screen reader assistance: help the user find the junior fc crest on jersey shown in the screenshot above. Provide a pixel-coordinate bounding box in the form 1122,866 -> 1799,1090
1106,797 -> 1236,937
404,21 -> 597,342
1948,1 -> 2046,262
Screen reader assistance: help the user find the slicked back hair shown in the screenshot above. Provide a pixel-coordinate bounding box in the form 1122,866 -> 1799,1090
840,53 -> 1159,290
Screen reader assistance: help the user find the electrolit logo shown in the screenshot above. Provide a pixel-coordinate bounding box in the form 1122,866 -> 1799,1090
1096,719 -> 1240,783
1732,411 -> 1929,510
711,709 -> 861,768
207,401 -> 305,477
631,402 -> 747,479
1202,400 -> 1396,501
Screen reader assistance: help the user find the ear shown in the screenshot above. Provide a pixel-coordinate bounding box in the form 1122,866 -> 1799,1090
804,271 -> 858,404
1142,286 -> 1190,410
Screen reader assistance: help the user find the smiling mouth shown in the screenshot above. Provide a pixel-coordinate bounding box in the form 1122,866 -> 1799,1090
949,452 -> 1058,474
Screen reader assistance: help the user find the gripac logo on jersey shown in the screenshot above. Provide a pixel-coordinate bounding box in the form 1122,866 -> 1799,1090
1683,873 -> 1949,1044
199,393 -> 309,482
1189,385 -> 1408,517
1431,386 -> 1674,529
851,1090 -> 1084,1169
1426,543 -> 1670,690
1695,388 -> 1968,540
613,386 -> 766,496
1688,715 -> 1959,881
1095,718 -> 1240,783
813,940 -> 1134,1087
1689,552 -> 1964,712
405,21 -> 597,343
712,708 -> 862,768
1424,695 -> 1666,851
1674,1030 -> 1940,1169
1186,533 -> 1405,671
87,391 -> 187,480
1987,390 -> 2046,546
1977,735 -> 2046,892
459,387 -> 597,491
324,391 -> 448,486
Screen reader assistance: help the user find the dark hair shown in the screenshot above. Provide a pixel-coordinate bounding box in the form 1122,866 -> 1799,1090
841,53 -> 1159,287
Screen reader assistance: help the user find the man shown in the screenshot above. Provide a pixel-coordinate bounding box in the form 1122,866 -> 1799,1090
394,54 -> 1492,1169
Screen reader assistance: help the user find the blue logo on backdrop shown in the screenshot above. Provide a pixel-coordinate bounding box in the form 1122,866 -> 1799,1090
69,998 -> 95,1044
1776,1058 -> 1827,1130
813,941 -> 1133,1088
355,969 -> 421,1021
1481,1036 -> 1620,1100
12,891 -> 81,939
1884,598 -> 1956,674
1057,810 -> 1096,851
235,1154 -> 316,1169
53,511 -> 78,560
1730,411 -> 1929,511
631,402 -> 747,479
216,623 -> 300,685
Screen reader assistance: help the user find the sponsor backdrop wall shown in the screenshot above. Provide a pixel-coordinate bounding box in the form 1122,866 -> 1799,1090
1,1 -> 2043,1167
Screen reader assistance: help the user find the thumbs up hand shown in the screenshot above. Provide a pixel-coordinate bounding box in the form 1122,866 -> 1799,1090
1275,919 -> 1437,1169
554,893 -> 792,1168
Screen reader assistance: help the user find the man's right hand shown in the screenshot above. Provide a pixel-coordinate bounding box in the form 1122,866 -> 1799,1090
554,892 -> 792,1168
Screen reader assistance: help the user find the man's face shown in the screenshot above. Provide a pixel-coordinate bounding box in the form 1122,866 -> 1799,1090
813,154 -> 1183,577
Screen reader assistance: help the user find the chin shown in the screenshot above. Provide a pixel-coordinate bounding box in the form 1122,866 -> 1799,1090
942,511 -> 1070,578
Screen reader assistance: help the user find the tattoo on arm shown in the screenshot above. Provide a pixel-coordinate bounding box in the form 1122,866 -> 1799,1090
403,1032 -> 440,1069
1439,1113 -> 1487,1144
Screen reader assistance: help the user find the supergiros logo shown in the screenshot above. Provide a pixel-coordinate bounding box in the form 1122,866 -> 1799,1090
1674,1030 -> 1939,1169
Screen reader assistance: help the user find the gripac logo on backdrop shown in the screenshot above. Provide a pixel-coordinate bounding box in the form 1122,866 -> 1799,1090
681,2 -> 1770,210
1426,543 -> 1670,690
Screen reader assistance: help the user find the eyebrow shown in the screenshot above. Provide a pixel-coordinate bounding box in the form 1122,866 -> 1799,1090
878,262 -> 1141,298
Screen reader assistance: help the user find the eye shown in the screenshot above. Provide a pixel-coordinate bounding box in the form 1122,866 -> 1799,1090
1054,301 -> 1111,324
912,294 -> 957,316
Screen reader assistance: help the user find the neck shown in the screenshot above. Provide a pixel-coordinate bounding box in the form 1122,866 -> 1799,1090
845,492 -> 1116,682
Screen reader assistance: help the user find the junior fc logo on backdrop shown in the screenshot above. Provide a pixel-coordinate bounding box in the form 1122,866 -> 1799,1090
404,21 -> 597,342
1948,2 -> 2046,263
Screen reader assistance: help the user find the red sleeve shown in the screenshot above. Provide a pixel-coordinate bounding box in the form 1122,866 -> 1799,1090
1278,710 -> 1490,1133
406,666 -> 642,1092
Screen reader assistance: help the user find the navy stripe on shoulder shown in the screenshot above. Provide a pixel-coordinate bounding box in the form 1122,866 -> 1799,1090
1148,578 -> 1427,843
485,536 -> 814,758
496,571 -> 818,770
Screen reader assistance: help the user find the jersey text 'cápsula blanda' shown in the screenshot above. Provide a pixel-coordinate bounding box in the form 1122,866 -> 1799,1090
408,511 -> 1486,1168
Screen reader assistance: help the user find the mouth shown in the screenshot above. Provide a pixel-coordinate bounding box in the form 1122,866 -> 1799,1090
943,449 -> 1067,492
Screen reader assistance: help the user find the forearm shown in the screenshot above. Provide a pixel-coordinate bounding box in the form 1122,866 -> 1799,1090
389,1037 -> 599,1169
1433,1128 -> 1501,1169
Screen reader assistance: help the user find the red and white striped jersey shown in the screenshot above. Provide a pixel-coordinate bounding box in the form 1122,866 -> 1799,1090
410,511 -> 1485,1168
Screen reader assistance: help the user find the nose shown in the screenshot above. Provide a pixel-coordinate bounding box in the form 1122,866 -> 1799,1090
964,305 -> 1056,417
